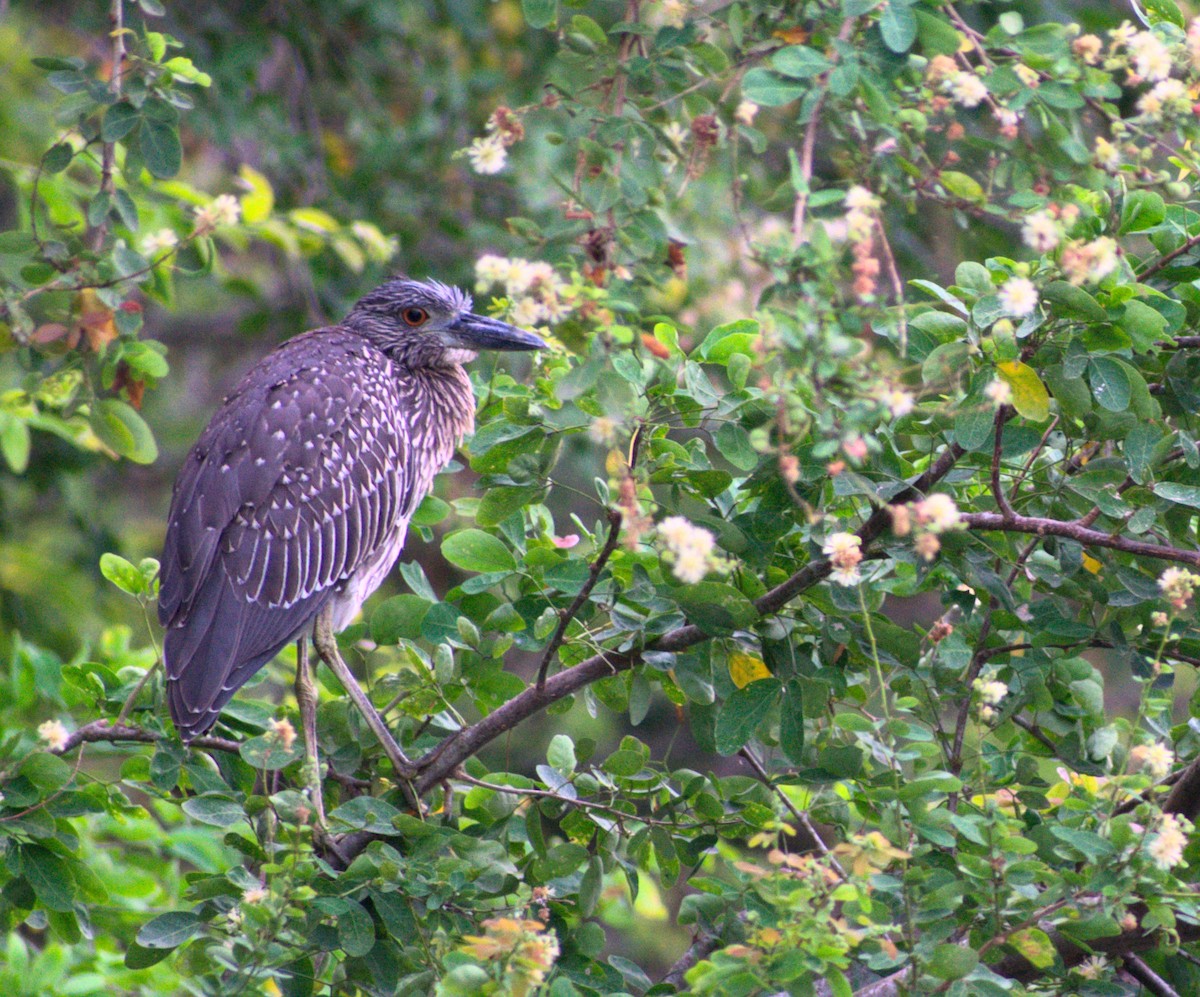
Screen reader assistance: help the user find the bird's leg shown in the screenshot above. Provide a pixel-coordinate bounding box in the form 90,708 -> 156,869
311,605 -> 418,790
294,637 -> 327,830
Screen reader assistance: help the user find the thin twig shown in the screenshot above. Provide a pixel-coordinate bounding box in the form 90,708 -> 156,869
791,17 -> 857,247
89,0 -> 125,251
990,407 -> 1015,521
535,507 -> 622,689
54,718 -> 240,755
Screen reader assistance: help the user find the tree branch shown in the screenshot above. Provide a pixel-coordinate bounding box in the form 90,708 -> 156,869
88,0 -> 125,252
53,718 -> 240,755
962,512 -> 1200,568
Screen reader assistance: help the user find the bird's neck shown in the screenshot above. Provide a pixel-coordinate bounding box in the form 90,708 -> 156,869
405,363 -> 476,458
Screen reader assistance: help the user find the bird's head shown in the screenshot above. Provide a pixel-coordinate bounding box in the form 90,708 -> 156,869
346,276 -> 546,366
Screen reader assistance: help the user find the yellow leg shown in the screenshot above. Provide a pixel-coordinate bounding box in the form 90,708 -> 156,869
294,637 -> 327,828
311,604 -> 417,788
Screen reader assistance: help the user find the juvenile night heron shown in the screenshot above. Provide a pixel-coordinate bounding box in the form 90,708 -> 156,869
158,276 -> 544,793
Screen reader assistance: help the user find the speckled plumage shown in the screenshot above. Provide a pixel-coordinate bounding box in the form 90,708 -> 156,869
159,277 -> 544,738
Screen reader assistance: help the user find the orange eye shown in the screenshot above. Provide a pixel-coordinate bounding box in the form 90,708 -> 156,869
402,307 -> 428,326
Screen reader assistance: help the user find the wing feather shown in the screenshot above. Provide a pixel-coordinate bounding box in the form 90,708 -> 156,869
160,331 -> 416,738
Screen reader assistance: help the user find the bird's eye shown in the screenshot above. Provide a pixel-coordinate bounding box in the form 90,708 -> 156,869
401,307 -> 428,326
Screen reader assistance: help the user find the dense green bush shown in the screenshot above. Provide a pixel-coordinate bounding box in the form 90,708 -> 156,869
2,0 -> 1200,994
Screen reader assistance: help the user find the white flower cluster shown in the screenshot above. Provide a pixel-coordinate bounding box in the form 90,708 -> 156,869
1147,812 -> 1190,871
1158,566 -> 1200,611
985,380 -> 1012,407
844,185 -> 881,242
1130,742 -> 1174,781
1060,237 -> 1118,286
946,71 -> 988,108
466,134 -> 507,175
475,255 -> 573,327
141,228 -> 179,256
876,386 -> 915,419
658,516 -> 726,584
1021,210 -> 1061,253
973,677 -> 1008,721
37,718 -> 69,751
998,277 -> 1039,318
193,194 -> 241,234
823,532 -> 863,586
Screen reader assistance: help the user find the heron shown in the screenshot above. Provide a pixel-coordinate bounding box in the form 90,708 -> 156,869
158,276 -> 545,814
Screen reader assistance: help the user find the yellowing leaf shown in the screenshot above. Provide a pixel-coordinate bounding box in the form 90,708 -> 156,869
1081,553 -> 1102,574
730,652 -> 771,689
1007,927 -> 1055,969
997,361 -> 1050,422
238,164 -> 274,224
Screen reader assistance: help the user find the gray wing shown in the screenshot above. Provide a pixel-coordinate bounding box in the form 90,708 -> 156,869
159,332 -> 413,738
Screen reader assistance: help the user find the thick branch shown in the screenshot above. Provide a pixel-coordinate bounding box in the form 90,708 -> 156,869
409,444 -> 970,799
962,512 -> 1200,568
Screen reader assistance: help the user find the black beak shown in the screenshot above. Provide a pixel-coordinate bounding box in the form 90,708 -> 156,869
446,313 -> 547,352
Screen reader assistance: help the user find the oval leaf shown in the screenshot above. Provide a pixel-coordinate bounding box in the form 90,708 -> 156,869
997,361 -> 1050,422
441,529 -> 516,574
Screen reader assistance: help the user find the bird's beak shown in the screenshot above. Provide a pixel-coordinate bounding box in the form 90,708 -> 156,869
445,313 -> 547,352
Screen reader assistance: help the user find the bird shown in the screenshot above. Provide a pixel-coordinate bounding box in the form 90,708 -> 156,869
158,276 -> 546,749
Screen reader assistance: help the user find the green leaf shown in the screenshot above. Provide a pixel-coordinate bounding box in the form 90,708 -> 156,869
370,594 -> 432,644
162,56 -> 212,87
0,412 -> 31,473
337,899 -> 375,957
101,101 -> 141,143
139,119 -> 182,179
137,911 -> 203,949
1120,190 -> 1166,234
714,678 -> 781,755
940,170 -> 984,204
927,944 -> 978,980
742,68 -> 806,107
1124,424 -> 1160,484
239,734 -> 304,771
772,46 -> 830,79
138,0 -> 167,15
329,796 -> 403,834
181,796 -> 247,827
548,733 -> 576,775
42,143 -> 73,174
1088,357 -> 1132,412
23,846 -> 76,912
441,529 -> 516,574
1041,281 -> 1106,323
697,319 -> 759,363
914,9 -> 961,55
880,0 -> 918,52
411,495 -> 450,527
91,399 -> 158,464
1117,300 -> 1168,352
714,423 -> 758,471
19,753 -> 72,792
476,485 -> 541,527
922,342 -> 970,385
1152,482 -> 1200,508
675,582 -> 758,635
100,552 -> 144,595
779,679 -> 805,764
521,0 -> 557,29
1144,0 -> 1185,27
